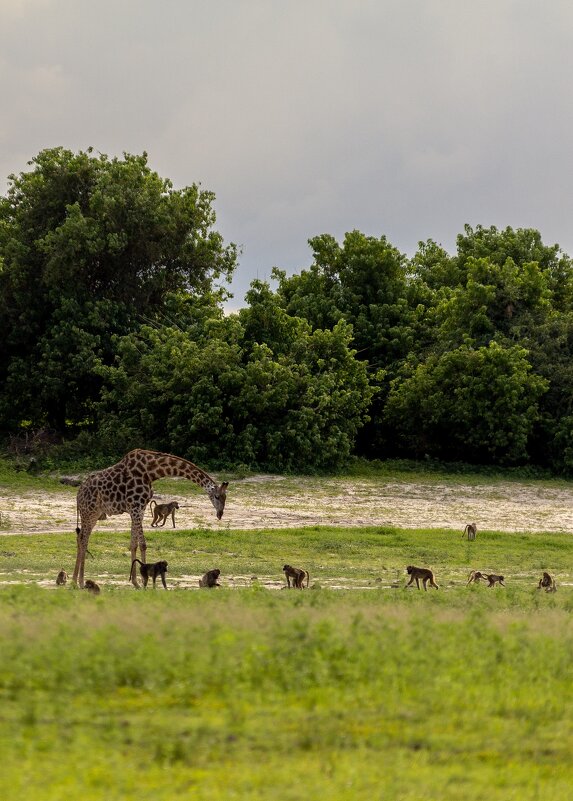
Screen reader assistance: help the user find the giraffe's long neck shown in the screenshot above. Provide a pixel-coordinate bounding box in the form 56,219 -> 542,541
125,450 -> 216,490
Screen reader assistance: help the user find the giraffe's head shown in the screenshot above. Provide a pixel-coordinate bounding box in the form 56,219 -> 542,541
208,482 -> 229,520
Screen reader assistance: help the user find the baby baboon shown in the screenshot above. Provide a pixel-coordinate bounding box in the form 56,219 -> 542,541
84,579 -> 101,595
537,572 -> 557,593
130,559 -> 168,589
56,569 -> 68,586
484,573 -> 505,587
149,500 -> 180,528
405,565 -> 439,591
462,523 -> 477,540
282,564 -> 309,589
466,569 -> 487,585
199,568 -> 221,588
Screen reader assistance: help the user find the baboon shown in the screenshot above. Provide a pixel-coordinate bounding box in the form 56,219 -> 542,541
282,564 -> 309,589
130,559 -> 168,589
462,523 -> 477,540
56,569 -> 68,586
199,568 -> 221,588
405,565 -> 439,591
59,477 -> 82,487
84,579 -> 101,595
466,570 -> 488,585
484,573 -> 505,587
537,572 -> 557,593
149,500 -> 180,528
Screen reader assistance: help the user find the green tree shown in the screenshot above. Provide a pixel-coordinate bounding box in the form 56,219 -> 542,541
96,288 -> 373,472
384,342 -> 548,464
435,255 -> 552,348
0,147 -> 236,431
457,224 -> 573,309
411,227 -> 573,471
278,230 -> 414,362
276,231 -> 420,456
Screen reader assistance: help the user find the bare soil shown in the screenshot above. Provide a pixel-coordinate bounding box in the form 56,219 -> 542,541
2,473 -> 573,535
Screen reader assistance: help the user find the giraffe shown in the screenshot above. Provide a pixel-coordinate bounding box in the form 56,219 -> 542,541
72,449 -> 228,588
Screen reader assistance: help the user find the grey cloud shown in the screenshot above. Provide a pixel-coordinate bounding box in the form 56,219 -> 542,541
1,0 -> 573,308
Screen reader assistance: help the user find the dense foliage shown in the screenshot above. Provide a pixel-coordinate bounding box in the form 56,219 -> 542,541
276,226 -> 573,470
0,147 -> 236,431
95,286 -> 372,471
2,147 -> 573,471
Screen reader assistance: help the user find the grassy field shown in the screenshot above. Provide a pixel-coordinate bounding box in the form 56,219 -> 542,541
0,521 -> 573,800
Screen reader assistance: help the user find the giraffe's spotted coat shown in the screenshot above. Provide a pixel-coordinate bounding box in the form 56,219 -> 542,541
73,449 -> 228,588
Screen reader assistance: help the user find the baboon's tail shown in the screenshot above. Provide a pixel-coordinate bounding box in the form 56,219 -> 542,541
130,558 -> 142,582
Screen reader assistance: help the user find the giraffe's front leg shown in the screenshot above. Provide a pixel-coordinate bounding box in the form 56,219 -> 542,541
72,524 -> 94,589
129,511 -> 147,588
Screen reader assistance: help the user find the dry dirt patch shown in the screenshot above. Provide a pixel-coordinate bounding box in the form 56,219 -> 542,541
2,474 -> 573,535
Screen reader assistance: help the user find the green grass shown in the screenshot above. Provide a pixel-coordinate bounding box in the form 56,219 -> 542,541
1,523 -> 573,799
1,583 -> 572,800
345,456 -> 569,484
1,524 -> 570,588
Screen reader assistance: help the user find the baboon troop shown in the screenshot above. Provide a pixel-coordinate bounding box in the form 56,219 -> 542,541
283,564 -> 310,589
538,572 -> 557,593
199,569 -> 221,588
54,498 -> 561,595
462,523 -> 477,541
405,565 -> 439,591
56,569 -> 68,586
130,558 -> 169,589
149,500 -> 180,528
51,561 -> 564,593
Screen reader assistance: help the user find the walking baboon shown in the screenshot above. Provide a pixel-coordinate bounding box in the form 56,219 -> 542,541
84,579 -> 101,595
199,568 -> 221,588
405,565 -> 439,591
537,572 -> 557,593
149,500 -> 180,528
462,523 -> 477,540
484,573 -> 505,587
282,564 -> 309,589
56,569 -> 68,586
467,570 -> 488,585
130,559 -> 168,589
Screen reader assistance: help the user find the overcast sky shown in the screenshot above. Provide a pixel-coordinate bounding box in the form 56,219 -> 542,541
2,0 -> 573,309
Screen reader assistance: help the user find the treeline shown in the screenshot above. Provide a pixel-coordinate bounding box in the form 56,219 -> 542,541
1,147 -> 573,473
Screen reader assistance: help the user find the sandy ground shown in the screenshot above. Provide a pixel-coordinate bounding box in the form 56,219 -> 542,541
2,473 -> 573,535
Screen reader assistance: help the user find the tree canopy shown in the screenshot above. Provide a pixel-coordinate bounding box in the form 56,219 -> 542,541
2,148 -> 573,473
0,147 -> 236,430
